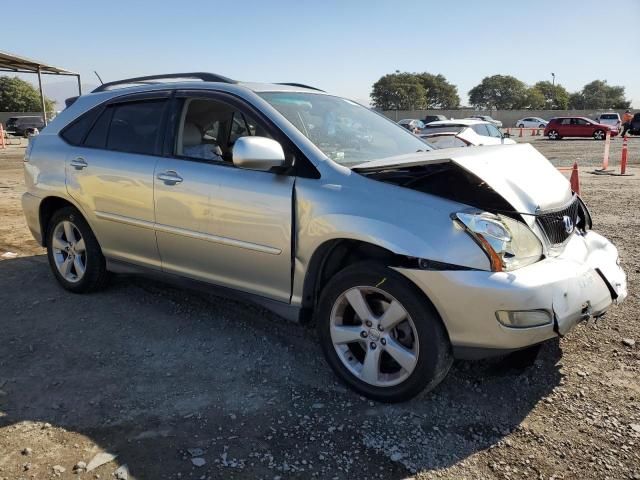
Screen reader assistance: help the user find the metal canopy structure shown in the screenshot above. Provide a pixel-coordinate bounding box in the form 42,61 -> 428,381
0,50 -> 81,125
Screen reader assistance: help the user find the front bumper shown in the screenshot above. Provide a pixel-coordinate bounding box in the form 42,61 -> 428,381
396,231 -> 627,357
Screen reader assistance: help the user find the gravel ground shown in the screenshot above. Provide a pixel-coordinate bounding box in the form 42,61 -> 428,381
0,137 -> 639,480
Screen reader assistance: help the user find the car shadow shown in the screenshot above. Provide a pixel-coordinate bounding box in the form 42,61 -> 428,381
0,255 -> 562,478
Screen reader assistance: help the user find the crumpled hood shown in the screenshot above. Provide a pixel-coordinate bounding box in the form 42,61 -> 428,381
353,144 -> 573,225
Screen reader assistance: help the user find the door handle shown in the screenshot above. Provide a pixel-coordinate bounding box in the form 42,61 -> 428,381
70,157 -> 88,170
157,170 -> 183,185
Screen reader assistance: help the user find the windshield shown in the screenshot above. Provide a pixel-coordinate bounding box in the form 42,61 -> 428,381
259,92 -> 432,166
600,114 -> 618,120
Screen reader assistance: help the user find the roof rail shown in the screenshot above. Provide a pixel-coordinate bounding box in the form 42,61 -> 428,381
276,82 -> 325,92
92,72 -> 237,93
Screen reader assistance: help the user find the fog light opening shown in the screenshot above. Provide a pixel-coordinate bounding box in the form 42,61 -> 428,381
496,310 -> 552,328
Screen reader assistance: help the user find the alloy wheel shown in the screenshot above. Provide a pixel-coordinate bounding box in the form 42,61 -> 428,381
329,286 -> 419,387
51,220 -> 87,283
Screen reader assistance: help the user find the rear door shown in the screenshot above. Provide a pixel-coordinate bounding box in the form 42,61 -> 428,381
153,91 -> 294,301
64,92 -> 170,269
557,118 -> 573,136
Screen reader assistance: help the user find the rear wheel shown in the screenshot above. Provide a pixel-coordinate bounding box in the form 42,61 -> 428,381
317,262 -> 452,402
593,129 -> 605,140
46,206 -> 108,293
548,130 -> 561,140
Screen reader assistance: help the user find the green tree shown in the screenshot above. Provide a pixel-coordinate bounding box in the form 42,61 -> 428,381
0,76 -> 56,113
578,80 -> 630,109
568,92 -> 585,110
370,73 -> 426,110
468,75 -> 528,109
524,87 -> 546,109
532,81 -> 569,109
415,73 -> 460,108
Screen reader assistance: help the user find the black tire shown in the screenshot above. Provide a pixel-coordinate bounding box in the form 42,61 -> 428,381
317,262 -> 452,402
46,206 -> 108,293
548,130 -> 561,140
593,129 -> 605,140
539,124 -> 546,128
517,123 -> 524,128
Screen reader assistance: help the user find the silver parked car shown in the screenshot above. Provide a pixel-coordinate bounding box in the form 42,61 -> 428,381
22,73 -> 627,402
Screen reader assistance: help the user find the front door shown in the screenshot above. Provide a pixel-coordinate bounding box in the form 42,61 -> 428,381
153,93 -> 294,302
65,93 -> 170,268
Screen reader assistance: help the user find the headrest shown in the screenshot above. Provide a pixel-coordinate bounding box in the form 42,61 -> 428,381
183,123 -> 202,147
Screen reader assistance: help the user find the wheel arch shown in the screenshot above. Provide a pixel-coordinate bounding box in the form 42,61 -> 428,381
39,196 -> 88,246
299,238 -> 423,323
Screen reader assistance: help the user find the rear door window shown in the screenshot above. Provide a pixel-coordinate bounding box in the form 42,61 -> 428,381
106,100 -> 166,155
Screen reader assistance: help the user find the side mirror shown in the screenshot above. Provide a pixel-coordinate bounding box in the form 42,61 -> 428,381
232,136 -> 286,171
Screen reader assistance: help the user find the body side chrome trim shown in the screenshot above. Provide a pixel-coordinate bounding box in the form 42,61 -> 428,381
95,211 -> 281,255
95,211 -> 155,230
154,223 -> 282,255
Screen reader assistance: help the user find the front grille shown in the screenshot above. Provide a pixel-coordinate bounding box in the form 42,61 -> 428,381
535,195 -> 580,246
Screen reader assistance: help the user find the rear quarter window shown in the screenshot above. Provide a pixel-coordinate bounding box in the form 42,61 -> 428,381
60,108 -> 101,145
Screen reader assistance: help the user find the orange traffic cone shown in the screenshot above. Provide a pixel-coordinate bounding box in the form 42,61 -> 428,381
0,124 -> 5,149
569,162 -> 580,195
519,128 -> 524,137
620,136 -> 628,174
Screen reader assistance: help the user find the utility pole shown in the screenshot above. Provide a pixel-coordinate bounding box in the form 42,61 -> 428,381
551,73 -> 556,109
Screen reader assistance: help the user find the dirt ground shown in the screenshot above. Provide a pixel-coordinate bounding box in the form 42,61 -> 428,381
0,136 -> 639,480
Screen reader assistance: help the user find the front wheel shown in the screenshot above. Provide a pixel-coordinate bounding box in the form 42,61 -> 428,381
548,130 -> 561,140
46,206 -> 109,293
517,123 -> 525,128
593,129 -> 606,140
317,262 -> 452,402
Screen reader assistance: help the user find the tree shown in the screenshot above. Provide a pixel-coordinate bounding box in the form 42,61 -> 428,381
415,73 -> 460,108
370,73 -> 426,110
532,81 -> 569,109
568,92 -> 585,110
524,87 -> 546,109
578,80 -> 630,109
0,76 -> 56,113
468,75 -> 528,109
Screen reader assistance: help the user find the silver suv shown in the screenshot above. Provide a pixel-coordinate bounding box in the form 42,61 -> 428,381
22,73 -> 627,402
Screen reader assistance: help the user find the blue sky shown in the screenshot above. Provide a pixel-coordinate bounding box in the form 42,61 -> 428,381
4,0 -> 639,107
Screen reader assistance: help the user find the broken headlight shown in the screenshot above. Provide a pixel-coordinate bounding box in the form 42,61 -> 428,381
454,211 -> 543,272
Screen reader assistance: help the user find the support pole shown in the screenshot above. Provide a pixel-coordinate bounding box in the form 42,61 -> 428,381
76,74 -> 82,95
37,67 -> 47,125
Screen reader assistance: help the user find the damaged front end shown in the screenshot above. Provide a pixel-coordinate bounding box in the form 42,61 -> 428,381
353,144 -> 627,354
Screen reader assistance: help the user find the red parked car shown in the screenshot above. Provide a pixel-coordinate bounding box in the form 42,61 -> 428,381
544,117 -> 618,140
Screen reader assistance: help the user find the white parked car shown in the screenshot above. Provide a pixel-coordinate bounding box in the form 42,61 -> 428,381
421,120 -> 516,147
596,113 -> 621,129
516,117 -> 548,128
398,119 -> 425,131
466,115 -> 503,128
